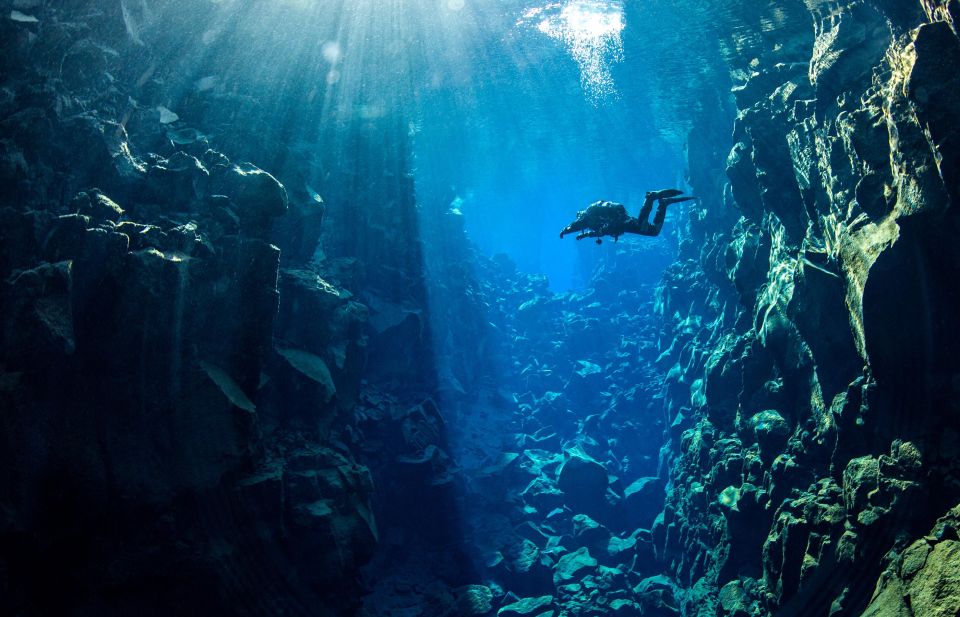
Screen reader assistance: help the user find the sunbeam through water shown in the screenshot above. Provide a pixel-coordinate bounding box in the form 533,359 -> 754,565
522,0 -> 625,104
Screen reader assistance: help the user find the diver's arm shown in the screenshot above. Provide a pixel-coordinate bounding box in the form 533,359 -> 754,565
576,228 -> 608,241
561,221 -> 584,238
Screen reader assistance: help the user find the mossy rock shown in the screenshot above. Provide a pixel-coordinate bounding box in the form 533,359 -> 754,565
497,595 -> 555,617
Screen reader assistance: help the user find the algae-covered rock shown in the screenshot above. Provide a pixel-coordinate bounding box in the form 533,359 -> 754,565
211,162 -> 288,221
454,585 -> 494,615
72,190 -> 124,223
748,410 -> 790,461
634,575 -> 681,616
718,580 -> 751,616
842,455 -> 879,515
553,547 -> 598,586
609,598 -> 643,616
864,504 -> 960,617
498,595 -> 555,617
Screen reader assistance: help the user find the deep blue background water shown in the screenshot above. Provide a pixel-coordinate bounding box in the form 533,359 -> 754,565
168,0 -> 702,289
406,1 -> 691,290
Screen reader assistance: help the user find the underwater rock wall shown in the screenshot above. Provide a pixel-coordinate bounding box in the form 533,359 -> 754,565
656,1 -> 960,614
0,3 -> 415,615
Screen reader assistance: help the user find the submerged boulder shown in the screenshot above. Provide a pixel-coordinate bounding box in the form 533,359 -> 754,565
863,503 -> 960,617
498,595 -> 555,617
571,514 -> 610,550
621,476 -> 665,528
522,476 -> 565,512
210,162 -> 288,234
634,575 -> 681,617
557,452 -> 609,515
553,547 -> 598,586
72,190 -> 124,223
609,598 -> 643,616
749,410 -> 790,462
454,585 -> 495,615
1,260 -> 75,368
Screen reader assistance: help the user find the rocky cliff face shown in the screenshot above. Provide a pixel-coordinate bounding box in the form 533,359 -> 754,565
655,1 -> 960,614
0,3 -> 407,615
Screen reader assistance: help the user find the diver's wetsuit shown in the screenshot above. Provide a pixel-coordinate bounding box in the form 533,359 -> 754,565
559,189 -> 696,244
628,193 -> 694,236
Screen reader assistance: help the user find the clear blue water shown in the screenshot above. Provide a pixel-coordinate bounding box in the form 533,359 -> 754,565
192,0 -> 703,288
409,0 -> 691,289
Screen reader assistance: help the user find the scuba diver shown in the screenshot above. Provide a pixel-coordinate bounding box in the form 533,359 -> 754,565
559,189 -> 697,244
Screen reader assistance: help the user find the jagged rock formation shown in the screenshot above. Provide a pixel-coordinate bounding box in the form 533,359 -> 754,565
0,3 -> 411,615
653,1 -> 960,614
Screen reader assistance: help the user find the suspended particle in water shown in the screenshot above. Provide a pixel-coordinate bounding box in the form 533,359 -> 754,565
322,41 -> 342,65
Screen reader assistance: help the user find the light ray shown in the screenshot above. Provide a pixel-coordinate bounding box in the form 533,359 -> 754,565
522,0 -> 625,104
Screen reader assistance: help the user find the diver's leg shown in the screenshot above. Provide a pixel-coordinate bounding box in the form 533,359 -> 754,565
637,194 -> 656,224
649,201 -> 669,236
648,196 -> 695,236
622,216 -> 654,236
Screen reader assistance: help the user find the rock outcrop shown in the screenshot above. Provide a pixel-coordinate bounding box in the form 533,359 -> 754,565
0,3 -> 395,615
650,1 -> 960,614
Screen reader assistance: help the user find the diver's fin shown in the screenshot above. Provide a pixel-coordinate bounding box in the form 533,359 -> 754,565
660,196 -> 697,206
650,189 -> 684,199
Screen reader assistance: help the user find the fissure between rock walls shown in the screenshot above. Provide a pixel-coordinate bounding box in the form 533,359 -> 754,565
1,1 -> 959,616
